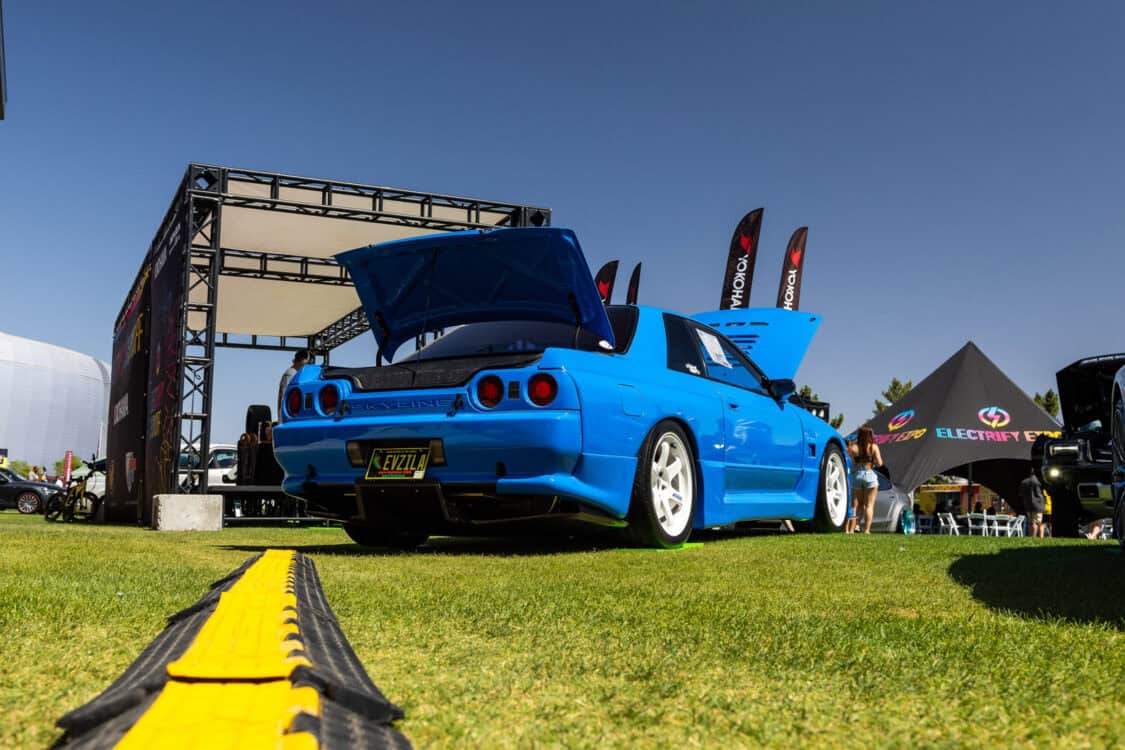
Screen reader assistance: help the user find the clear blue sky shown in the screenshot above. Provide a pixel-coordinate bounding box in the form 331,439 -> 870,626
2,1 -> 1123,443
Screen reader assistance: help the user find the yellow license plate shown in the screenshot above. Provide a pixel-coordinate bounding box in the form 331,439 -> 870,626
365,446 -> 430,480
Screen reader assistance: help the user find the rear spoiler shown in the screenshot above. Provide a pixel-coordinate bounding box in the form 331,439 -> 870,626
691,308 -> 821,381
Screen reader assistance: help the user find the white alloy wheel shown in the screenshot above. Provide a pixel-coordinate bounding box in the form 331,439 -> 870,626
823,451 -> 848,527
649,431 -> 694,538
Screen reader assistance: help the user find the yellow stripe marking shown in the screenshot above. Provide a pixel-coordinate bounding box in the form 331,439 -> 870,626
167,550 -> 312,680
115,682 -> 319,750
116,550 -> 321,749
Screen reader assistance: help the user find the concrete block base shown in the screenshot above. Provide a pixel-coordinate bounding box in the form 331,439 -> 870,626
152,494 -> 223,531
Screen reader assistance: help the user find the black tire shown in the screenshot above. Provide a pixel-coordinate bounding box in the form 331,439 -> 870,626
16,492 -> 41,515
74,492 -> 101,521
1113,395 -> 1125,552
245,404 -> 273,437
44,496 -> 64,522
811,444 -> 848,533
626,420 -> 697,548
344,524 -> 428,550
1051,490 -> 1082,538
1113,489 -> 1124,552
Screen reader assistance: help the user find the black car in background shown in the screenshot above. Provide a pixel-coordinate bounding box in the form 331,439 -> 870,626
1032,354 -> 1125,536
1111,365 -> 1125,550
0,466 -> 63,514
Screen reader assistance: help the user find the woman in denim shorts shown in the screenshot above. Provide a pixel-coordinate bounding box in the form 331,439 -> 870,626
846,426 -> 883,534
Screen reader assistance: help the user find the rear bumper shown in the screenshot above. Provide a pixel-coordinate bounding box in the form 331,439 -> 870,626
274,411 -> 637,520
296,478 -> 630,530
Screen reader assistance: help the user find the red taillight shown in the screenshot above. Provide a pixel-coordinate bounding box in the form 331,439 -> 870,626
528,374 -> 558,406
477,376 -> 504,408
318,384 -> 340,414
285,388 -> 302,417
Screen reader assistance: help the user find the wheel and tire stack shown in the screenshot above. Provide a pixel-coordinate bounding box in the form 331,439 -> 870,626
626,421 -> 698,548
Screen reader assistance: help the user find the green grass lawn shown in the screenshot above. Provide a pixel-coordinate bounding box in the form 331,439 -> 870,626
1,513 -> 1123,749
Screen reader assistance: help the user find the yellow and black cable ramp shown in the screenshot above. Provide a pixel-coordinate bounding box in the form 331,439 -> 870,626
54,550 -> 412,749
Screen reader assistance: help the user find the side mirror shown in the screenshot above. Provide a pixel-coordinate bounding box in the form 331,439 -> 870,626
768,378 -> 797,402
0,474 -> 7,484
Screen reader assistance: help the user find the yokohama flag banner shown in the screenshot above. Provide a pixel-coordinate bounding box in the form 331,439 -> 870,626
720,208 -> 763,309
776,227 -> 808,311
625,262 -> 641,305
594,260 -> 619,304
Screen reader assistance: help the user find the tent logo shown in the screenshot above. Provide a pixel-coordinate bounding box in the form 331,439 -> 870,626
888,410 -> 915,431
978,406 -> 1011,429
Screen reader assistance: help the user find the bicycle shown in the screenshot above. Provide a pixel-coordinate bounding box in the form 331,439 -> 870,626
44,468 -> 103,523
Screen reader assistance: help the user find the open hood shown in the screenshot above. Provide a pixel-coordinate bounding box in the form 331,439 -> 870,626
336,228 -> 615,362
691,308 -> 821,381
1055,353 -> 1125,429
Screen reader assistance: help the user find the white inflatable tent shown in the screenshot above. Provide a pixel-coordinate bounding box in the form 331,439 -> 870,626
0,331 -> 110,469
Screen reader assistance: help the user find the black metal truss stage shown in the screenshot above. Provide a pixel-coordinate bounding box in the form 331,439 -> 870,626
110,164 -> 550,514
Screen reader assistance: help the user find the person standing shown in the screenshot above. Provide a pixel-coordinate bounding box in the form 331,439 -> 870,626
846,427 -> 883,534
1018,469 -> 1046,538
277,350 -> 311,415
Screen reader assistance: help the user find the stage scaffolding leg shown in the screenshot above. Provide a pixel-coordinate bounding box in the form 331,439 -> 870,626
176,181 -> 223,495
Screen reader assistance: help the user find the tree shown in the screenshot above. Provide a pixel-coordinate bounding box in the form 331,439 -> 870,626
873,378 -> 913,415
798,385 -> 845,431
9,460 -> 31,478
1034,389 -> 1060,420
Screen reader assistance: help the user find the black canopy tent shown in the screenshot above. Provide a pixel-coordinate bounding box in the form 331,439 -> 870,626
857,342 -> 1061,509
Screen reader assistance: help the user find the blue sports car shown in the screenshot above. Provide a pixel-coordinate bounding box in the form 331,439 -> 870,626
273,228 -> 851,548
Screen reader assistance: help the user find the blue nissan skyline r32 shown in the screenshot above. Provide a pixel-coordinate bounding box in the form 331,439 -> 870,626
273,227 -> 851,548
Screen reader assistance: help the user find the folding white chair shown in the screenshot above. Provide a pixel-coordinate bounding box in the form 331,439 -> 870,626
990,515 -> 1014,537
967,513 -> 989,536
938,512 -> 960,535
1012,516 -> 1026,537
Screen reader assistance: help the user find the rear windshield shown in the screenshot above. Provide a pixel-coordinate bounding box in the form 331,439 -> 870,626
405,307 -> 638,362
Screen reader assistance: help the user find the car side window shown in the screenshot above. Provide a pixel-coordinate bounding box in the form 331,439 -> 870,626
210,450 -> 237,469
690,326 -> 768,394
663,314 -> 707,377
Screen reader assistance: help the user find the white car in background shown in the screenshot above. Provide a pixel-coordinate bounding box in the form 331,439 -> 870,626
72,464 -> 106,500
177,443 -> 238,490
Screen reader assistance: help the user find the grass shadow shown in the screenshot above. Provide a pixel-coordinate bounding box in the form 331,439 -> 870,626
219,533 -> 626,558
218,522 -> 791,558
948,543 -> 1125,628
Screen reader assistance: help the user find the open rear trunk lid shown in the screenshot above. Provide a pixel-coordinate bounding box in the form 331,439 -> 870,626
336,228 -> 615,362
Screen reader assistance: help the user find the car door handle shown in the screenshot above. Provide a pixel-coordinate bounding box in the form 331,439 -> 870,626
728,401 -> 740,409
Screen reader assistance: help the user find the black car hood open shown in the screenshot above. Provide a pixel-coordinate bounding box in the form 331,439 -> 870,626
1055,353 -> 1125,430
